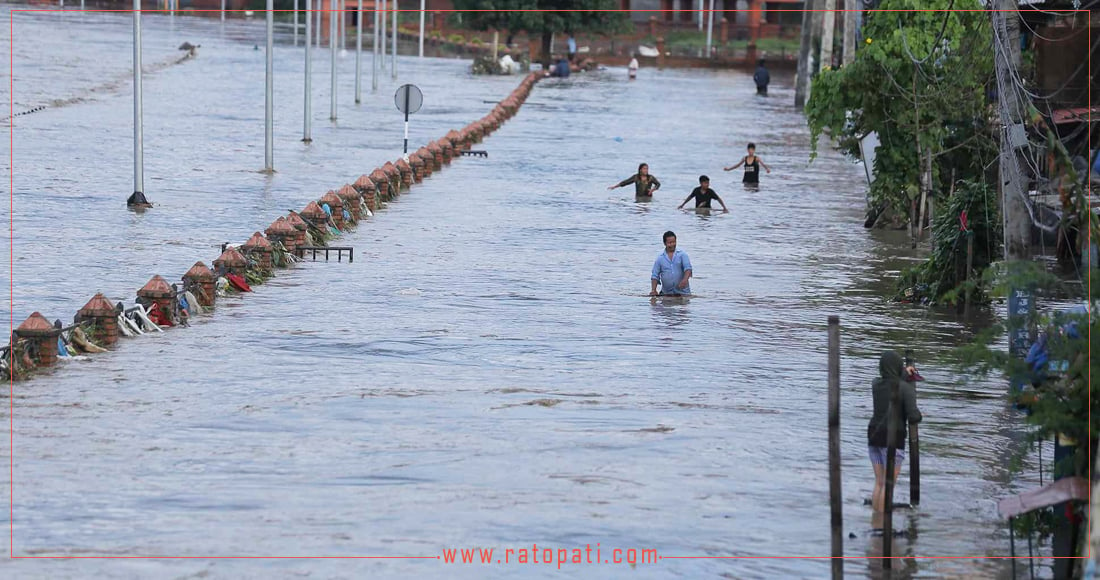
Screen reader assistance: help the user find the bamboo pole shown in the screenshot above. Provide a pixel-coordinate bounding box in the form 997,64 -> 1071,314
882,379 -> 902,568
909,423 -> 920,506
827,316 -> 844,579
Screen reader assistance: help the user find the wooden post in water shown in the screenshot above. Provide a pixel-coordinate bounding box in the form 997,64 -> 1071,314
827,316 -> 844,579
909,423 -> 920,506
964,233 -> 974,317
882,379 -> 902,568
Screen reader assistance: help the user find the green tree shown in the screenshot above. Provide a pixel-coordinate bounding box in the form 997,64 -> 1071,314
451,0 -> 629,66
805,0 -> 996,226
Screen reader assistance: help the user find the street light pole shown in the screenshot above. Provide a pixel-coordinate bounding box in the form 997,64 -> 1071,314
330,0 -> 338,121
705,0 -> 715,58
304,0 -> 312,142
265,0 -> 274,171
355,0 -> 363,103
132,0 -> 144,201
372,0 -> 379,92
418,0 -> 424,58
391,0 -> 397,79
380,0 -> 387,69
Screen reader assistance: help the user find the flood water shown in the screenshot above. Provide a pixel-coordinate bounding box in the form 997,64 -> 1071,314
1,5 -> 1063,579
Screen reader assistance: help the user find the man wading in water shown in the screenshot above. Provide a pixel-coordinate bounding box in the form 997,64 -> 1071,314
677,175 -> 729,212
724,143 -> 771,187
650,231 -> 692,296
608,162 -> 661,201
867,350 -> 923,512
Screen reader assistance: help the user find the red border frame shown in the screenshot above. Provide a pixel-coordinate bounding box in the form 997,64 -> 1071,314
4,4 -> 1095,567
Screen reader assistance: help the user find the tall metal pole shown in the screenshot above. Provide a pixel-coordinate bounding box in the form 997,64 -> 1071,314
132,0 -> 144,200
265,0 -> 274,171
355,0 -> 362,103
705,0 -> 715,58
294,0 -> 299,46
418,0 -> 424,57
316,0 -> 322,48
391,0 -> 397,79
330,0 -> 338,121
221,0 -> 225,22
380,0 -> 387,69
372,0 -> 379,92
339,0 -> 345,50
304,0 -> 312,142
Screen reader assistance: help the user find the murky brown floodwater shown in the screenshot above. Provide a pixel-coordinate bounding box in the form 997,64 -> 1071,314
0,5 -> 1070,578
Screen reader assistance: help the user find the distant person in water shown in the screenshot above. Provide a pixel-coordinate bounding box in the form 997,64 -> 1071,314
753,59 -> 770,95
608,162 -> 661,200
677,175 -> 729,212
650,230 -> 692,296
628,55 -> 639,79
546,54 -> 571,78
724,143 -> 771,185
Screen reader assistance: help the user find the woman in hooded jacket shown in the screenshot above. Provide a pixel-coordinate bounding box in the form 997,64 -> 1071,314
868,350 -> 923,511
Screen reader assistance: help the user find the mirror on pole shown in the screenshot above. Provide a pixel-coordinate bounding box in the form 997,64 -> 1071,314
394,84 -> 423,158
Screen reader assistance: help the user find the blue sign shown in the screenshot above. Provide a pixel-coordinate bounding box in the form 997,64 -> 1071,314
1008,287 -> 1034,358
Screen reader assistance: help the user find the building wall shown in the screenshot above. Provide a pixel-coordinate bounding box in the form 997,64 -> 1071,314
1035,14 -> 1097,110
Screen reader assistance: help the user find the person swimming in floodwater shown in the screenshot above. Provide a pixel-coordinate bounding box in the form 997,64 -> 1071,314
677,175 -> 729,212
724,143 -> 771,186
608,162 -> 661,200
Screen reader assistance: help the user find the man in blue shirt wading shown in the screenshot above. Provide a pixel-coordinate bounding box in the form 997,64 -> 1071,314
650,230 -> 692,296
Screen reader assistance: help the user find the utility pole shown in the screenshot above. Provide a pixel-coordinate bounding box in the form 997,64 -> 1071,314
820,0 -> 836,70
842,0 -> 857,65
994,0 -> 1030,260
795,0 -> 819,107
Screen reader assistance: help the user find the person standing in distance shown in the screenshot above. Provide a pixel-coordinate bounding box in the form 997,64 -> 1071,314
753,59 -> 770,95
650,231 -> 692,296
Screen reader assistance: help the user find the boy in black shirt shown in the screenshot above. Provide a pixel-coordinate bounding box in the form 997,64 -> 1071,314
677,175 -> 729,212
